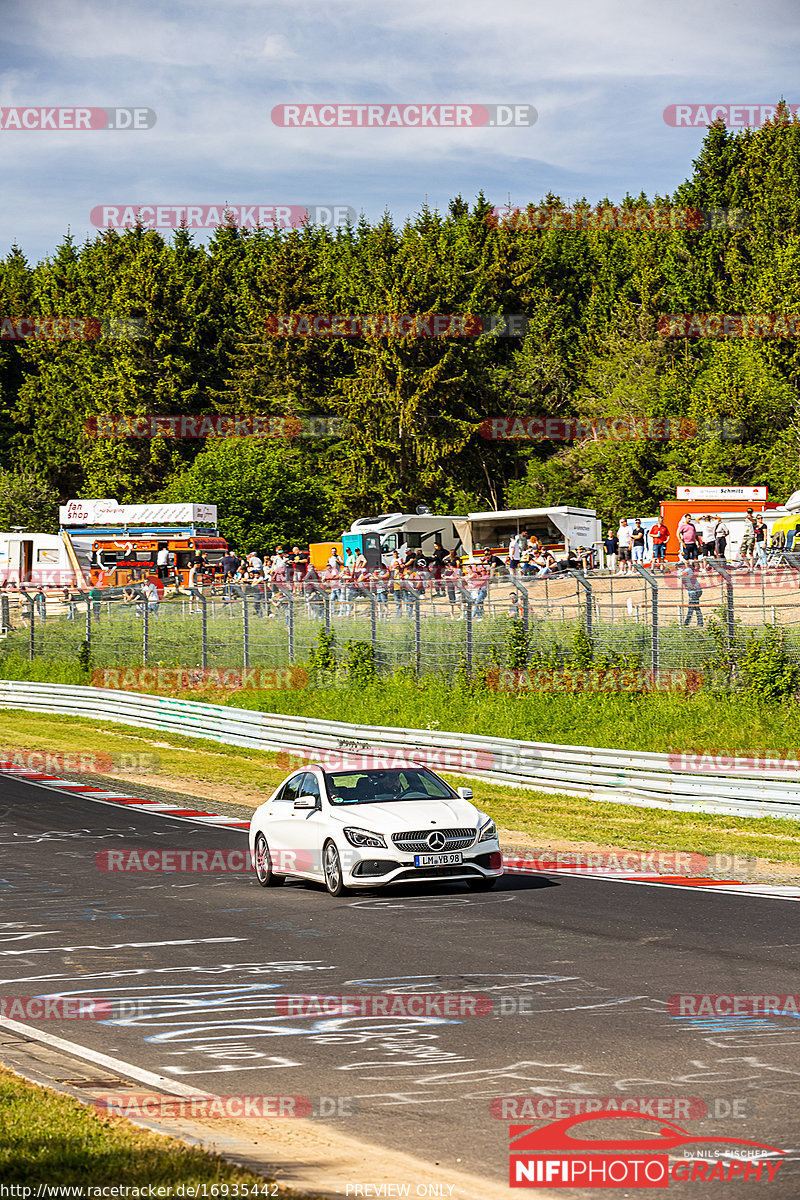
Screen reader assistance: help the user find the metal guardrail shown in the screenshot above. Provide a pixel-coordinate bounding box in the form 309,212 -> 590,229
0,680 -> 798,823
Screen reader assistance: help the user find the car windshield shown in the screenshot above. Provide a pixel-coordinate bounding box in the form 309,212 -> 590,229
325,767 -> 455,805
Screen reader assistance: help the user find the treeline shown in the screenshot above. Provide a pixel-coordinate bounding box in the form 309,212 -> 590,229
1,106 -> 800,548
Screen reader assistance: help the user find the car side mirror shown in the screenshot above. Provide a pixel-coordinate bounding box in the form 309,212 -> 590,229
294,795 -> 318,810
457,786 -> 473,800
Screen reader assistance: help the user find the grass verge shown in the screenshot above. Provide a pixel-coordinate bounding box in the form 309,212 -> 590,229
1,708 -> 799,871
0,1067 -> 302,1192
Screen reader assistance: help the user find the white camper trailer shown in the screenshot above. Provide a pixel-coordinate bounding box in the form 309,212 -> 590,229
454,507 -> 602,562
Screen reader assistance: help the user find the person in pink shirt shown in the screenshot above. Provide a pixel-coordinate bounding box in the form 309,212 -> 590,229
677,514 -> 698,561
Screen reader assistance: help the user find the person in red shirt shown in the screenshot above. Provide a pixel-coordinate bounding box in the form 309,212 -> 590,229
650,518 -> 669,570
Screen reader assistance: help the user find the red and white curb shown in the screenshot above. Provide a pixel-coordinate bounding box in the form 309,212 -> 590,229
2,761 -> 799,900
0,761 -> 251,830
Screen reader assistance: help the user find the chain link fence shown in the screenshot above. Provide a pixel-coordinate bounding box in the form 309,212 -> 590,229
2,562 -> 799,687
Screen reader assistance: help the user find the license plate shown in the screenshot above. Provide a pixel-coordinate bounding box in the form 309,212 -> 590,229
413,852 -> 463,867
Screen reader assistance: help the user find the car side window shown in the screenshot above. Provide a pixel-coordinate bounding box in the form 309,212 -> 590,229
299,773 -> 321,802
274,775 -> 303,803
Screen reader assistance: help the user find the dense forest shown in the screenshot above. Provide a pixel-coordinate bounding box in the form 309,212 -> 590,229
2,109 -> 800,549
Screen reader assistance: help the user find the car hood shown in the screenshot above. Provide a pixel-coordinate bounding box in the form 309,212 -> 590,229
329,797 -> 483,833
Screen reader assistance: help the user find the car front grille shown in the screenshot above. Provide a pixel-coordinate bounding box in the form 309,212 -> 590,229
391,827 -> 477,853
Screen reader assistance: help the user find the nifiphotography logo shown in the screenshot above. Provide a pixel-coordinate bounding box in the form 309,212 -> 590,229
508,1111 -> 785,1188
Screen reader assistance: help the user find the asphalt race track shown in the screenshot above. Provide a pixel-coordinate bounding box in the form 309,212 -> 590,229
2,775 -> 800,1197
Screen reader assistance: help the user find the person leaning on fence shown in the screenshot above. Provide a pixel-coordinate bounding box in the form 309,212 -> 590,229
444,560 -> 462,618
468,561 -> 489,621
679,563 -> 704,626
304,562 -> 325,621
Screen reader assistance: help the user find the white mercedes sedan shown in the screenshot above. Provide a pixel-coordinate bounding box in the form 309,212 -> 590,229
248,764 -> 503,896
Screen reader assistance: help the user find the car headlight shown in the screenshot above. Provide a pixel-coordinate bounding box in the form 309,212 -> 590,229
478,818 -> 497,843
343,827 -> 387,848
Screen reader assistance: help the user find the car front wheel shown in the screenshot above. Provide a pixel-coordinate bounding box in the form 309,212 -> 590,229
323,841 -> 347,897
254,833 -> 284,887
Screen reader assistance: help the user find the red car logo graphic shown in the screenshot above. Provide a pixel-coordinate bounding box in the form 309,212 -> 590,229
510,1110 -> 784,1155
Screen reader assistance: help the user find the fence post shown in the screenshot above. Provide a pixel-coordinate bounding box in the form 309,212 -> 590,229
27,594 -> 35,661
142,593 -> 149,664
287,591 -> 295,663
633,563 -> 660,680
323,589 -> 331,634
84,593 -> 91,653
200,594 -> 208,668
515,579 -> 530,635
413,591 -> 422,676
569,572 -> 593,641
461,580 -> 473,674
0,593 -> 9,632
242,597 -> 250,670
708,559 -> 734,649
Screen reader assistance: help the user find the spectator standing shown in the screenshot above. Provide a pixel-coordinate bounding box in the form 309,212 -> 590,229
187,561 -> 202,614
616,519 -> 632,575
508,532 -> 522,577
700,515 -> 717,562
322,560 -> 341,617
677,514 -> 698,561
714,515 -> 729,561
431,541 -> 447,596
739,509 -> 756,567
754,516 -> 768,569
221,549 -> 240,577
631,519 -> 646,565
469,560 -> 489,620
156,543 -> 170,581
34,586 -> 46,622
144,578 -> 160,617
603,529 -> 618,573
372,562 -> 389,618
650,517 -> 669,571
679,563 -> 704,626
304,563 -> 325,621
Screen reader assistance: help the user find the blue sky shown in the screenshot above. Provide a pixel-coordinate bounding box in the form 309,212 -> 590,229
1,0 -> 797,264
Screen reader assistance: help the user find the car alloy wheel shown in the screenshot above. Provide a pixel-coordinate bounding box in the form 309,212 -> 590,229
254,832 -> 284,888
323,840 -> 347,896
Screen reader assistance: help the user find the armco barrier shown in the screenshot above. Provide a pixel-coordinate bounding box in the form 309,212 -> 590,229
0,681 -> 799,821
